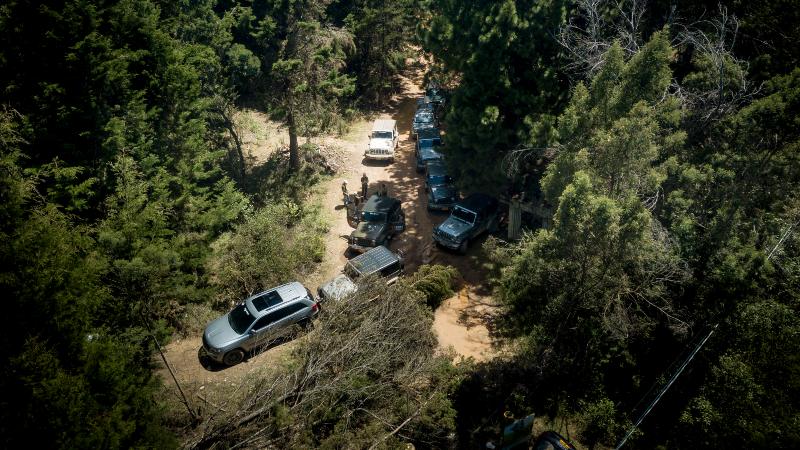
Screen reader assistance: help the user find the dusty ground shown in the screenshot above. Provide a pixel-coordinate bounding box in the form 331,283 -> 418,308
157,60 -> 503,401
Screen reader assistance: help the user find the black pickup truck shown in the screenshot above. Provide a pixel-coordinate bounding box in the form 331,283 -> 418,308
432,193 -> 499,253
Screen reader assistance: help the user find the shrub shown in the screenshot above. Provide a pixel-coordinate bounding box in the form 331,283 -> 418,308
407,264 -> 460,310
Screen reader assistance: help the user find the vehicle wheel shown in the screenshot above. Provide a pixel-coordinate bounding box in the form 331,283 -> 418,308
222,349 -> 245,366
458,239 -> 469,254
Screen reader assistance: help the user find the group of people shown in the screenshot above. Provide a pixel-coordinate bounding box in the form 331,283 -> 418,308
342,173 -> 388,206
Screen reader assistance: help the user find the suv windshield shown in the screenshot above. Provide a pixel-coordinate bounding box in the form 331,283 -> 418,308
428,174 -> 452,185
372,131 -> 392,139
414,112 -> 434,123
361,210 -> 387,222
228,303 -> 255,334
452,206 -> 476,224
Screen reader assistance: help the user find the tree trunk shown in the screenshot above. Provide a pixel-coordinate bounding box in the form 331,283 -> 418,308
288,110 -> 300,170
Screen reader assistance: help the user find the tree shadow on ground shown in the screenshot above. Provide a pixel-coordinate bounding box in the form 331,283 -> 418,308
243,145 -> 328,206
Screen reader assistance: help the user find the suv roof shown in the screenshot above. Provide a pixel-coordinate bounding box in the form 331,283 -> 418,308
372,119 -> 396,131
457,193 -> 498,215
417,128 -> 441,140
426,160 -> 448,176
347,245 -> 400,276
245,281 -> 307,313
362,194 -> 400,213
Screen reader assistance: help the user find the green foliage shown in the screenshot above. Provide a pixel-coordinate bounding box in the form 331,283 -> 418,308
330,0 -> 419,104
207,202 -> 327,307
578,397 -> 629,449
0,123 -> 174,447
407,264 -> 460,309
199,279 -> 463,449
423,0 -> 570,189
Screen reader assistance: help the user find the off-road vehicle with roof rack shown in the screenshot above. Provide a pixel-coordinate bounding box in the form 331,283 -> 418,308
348,194 -> 405,253
365,119 -> 399,162
317,245 -> 404,302
433,193 -> 499,253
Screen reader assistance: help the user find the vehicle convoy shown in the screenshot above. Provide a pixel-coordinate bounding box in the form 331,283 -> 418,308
348,194 -> 405,253
364,119 -> 399,162
433,192 -> 500,253
202,282 -> 318,366
425,160 -> 458,211
317,245 -> 404,301
415,128 -> 443,172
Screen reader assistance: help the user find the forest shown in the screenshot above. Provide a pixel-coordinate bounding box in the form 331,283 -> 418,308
1,0 -> 798,449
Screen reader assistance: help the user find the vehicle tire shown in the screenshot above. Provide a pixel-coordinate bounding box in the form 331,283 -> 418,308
458,239 -> 469,254
223,349 -> 245,366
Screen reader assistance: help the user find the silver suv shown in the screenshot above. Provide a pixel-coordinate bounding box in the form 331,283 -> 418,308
202,282 -> 318,365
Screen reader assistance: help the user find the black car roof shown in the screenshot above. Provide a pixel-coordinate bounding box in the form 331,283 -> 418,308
348,245 -> 400,275
417,128 -> 441,140
362,194 -> 399,212
426,160 -> 449,176
456,193 -> 498,214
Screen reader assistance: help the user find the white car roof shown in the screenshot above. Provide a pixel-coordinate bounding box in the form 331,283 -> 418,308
372,119 -> 396,132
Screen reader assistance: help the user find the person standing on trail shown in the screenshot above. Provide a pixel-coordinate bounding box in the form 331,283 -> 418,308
361,173 -> 369,199
341,180 -> 349,205
379,183 -> 388,197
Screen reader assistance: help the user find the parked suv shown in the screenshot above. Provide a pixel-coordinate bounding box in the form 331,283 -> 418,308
365,119 -> 399,162
433,193 -> 499,253
411,109 -> 437,140
317,245 -> 404,301
348,194 -> 405,252
202,282 -> 318,366
425,160 -> 458,211
415,128 -> 443,172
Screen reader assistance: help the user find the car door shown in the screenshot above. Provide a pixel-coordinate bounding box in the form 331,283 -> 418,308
247,304 -> 304,349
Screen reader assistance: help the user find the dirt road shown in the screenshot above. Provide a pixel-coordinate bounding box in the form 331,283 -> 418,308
157,61 -> 501,399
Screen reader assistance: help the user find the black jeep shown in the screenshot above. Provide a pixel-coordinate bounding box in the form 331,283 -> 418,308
432,193 -> 499,253
425,160 -> 458,211
348,194 -> 405,253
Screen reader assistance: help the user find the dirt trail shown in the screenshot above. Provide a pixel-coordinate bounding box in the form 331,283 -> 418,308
157,59 -> 500,393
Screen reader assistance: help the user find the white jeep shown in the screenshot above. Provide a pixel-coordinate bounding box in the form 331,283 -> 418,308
364,119 -> 399,162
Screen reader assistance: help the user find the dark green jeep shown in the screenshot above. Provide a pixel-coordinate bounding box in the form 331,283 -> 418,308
348,194 -> 405,253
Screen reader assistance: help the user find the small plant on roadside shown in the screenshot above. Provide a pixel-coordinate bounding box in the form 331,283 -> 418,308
407,264 -> 460,310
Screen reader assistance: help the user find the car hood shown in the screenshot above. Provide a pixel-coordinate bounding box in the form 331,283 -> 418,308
437,216 -> 472,239
352,221 -> 387,240
430,185 -> 457,201
319,274 -> 358,301
204,315 -> 241,349
418,146 -> 442,161
369,138 -> 392,150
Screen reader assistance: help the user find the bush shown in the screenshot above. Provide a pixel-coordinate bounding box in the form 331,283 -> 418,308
206,201 -> 327,307
407,264 -> 460,310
